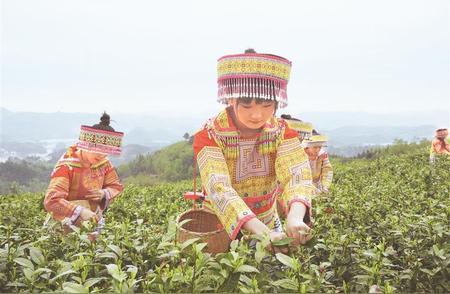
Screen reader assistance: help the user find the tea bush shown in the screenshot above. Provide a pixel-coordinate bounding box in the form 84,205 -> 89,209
0,151 -> 448,292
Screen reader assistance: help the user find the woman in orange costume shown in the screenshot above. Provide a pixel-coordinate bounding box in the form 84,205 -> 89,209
429,128 -> 449,163
193,49 -> 316,248
44,113 -> 124,239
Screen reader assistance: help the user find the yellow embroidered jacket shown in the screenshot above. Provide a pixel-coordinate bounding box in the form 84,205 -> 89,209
193,107 -> 316,240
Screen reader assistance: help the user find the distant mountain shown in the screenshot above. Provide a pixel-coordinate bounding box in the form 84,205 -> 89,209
1,108 -> 95,142
325,125 -> 435,146
0,141 -> 47,157
1,108 -> 447,161
291,110 -> 449,130
2,107 -> 448,144
0,107 -> 201,144
110,144 -> 157,166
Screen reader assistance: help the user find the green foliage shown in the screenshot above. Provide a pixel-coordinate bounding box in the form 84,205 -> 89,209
118,141 -> 195,183
355,139 -> 430,159
0,146 -> 449,292
0,158 -> 52,195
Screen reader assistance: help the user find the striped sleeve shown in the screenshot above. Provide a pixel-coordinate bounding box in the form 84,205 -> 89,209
44,165 -> 77,220
100,161 -> 124,209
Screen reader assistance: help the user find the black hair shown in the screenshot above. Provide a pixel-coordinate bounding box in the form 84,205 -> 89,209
280,114 -> 303,122
236,97 -> 279,112
92,111 -> 115,131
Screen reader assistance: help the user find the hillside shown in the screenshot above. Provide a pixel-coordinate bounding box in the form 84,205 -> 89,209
0,157 -> 53,194
1,108 -> 446,161
117,140 -> 195,185
0,139 -> 194,194
0,142 -> 448,292
0,138 -> 436,194
118,138 -> 435,183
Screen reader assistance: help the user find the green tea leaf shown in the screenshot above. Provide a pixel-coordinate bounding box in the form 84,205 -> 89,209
107,244 -> 122,258
272,278 -> 299,290
177,218 -> 193,228
275,253 -> 296,270
23,268 -> 34,281
14,258 -> 34,270
33,268 -> 52,276
49,270 -> 76,283
29,247 -> 45,265
271,237 -> 295,247
63,282 -> 89,293
97,252 -> 118,260
235,265 -> 259,273
106,264 -> 127,282
180,237 -> 200,250
84,277 -> 106,288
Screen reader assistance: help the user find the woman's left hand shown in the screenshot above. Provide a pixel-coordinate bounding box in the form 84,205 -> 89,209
85,189 -> 105,203
286,217 -> 312,245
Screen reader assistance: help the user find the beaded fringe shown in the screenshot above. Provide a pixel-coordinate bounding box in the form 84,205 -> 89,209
218,77 -> 287,101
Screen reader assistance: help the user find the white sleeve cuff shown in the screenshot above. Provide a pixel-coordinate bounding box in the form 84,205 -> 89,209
70,206 -> 83,223
101,189 -> 112,210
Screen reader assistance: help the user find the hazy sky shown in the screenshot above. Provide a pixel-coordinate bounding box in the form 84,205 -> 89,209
2,0 -> 449,117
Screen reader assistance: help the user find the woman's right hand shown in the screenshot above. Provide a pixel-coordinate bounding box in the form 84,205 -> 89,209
79,208 -> 97,222
269,231 -> 289,254
243,218 -> 289,254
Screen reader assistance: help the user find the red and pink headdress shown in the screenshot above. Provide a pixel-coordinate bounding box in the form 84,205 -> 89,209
77,126 -> 124,155
217,52 -> 292,108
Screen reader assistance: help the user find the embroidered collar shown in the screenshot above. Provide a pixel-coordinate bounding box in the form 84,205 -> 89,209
56,145 -> 108,169
206,107 -> 285,158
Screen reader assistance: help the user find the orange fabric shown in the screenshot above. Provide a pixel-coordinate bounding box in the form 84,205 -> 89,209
431,138 -> 450,154
44,146 -> 123,221
193,129 -> 219,156
284,126 -> 301,140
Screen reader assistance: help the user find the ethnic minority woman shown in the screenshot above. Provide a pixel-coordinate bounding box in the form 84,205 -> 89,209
193,49 -> 317,249
44,112 -> 124,240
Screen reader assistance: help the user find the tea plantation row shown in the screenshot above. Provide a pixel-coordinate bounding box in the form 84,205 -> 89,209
0,151 -> 448,292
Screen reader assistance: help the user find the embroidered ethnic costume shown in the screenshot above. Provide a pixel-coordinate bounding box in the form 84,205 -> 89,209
44,145 -> 123,221
307,150 -> 333,192
430,128 -> 450,162
44,117 -> 124,224
284,118 -> 314,143
302,135 -> 333,192
193,107 -> 316,240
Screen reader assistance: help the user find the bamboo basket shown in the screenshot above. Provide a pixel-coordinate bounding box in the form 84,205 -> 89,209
176,208 -> 231,254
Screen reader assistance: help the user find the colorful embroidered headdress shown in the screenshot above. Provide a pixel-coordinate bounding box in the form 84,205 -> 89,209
281,114 -> 314,141
435,128 -> 448,139
77,112 -> 124,155
302,135 -> 328,148
217,49 -> 292,108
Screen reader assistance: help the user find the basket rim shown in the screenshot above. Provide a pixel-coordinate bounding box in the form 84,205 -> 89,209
176,208 -> 225,235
